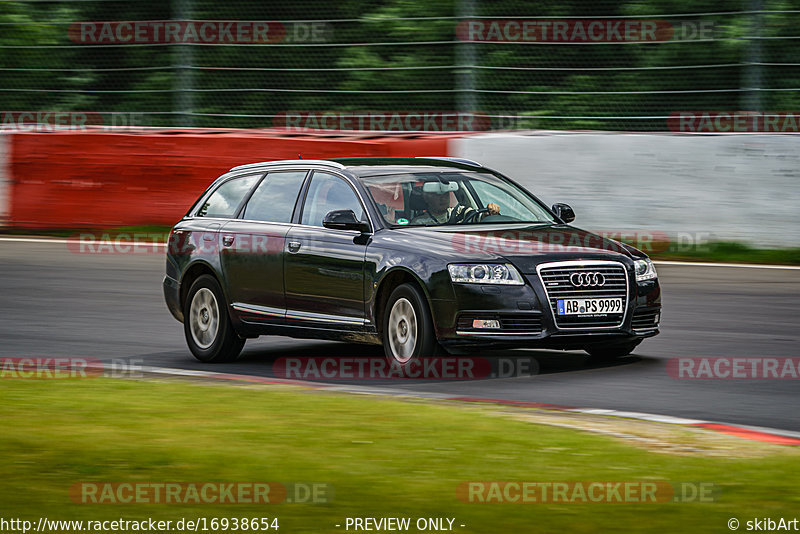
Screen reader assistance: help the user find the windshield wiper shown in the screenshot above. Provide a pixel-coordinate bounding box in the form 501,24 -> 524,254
473,220 -> 554,225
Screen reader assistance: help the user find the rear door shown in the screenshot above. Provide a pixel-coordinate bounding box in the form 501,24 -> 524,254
219,170 -> 309,323
283,171 -> 371,328
186,172 -> 263,267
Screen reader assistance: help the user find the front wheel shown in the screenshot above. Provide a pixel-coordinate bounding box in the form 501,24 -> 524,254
382,284 -> 436,367
584,340 -> 640,361
184,274 -> 245,363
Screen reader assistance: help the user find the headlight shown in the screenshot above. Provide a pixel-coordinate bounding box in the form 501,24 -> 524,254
448,263 -> 524,285
634,258 -> 657,282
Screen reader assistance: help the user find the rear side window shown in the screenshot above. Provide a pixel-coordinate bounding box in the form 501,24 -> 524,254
196,174 -> 260,218
242,171 -> 308,223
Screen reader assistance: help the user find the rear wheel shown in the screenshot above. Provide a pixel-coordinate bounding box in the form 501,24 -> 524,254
584,340 -> 640,361
382,284 -> 436,366
184,274 -> 245,362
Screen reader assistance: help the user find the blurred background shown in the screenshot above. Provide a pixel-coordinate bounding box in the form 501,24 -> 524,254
0,0 -> 799,250
2,0 -> 798,130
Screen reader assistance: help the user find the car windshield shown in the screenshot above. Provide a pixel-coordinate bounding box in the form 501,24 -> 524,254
360,171 -> 557,227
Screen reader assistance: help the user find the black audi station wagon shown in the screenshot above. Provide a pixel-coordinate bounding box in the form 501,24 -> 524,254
163,157 -> 661,365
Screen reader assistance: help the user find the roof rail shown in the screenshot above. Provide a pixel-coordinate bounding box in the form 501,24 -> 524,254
414,156 -> 483,167
229,159 -> 346,172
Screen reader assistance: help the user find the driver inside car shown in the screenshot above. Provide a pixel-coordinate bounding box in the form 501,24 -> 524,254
410,181 -> 500,225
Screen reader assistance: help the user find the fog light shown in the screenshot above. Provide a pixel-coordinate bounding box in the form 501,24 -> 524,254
654,312 -> 661,325
472,319 -> 501,329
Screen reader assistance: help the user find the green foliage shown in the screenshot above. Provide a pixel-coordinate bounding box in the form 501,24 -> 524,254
1,0 -> 798,130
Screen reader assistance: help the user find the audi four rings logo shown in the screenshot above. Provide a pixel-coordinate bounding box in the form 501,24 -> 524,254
569,272 -> 606,287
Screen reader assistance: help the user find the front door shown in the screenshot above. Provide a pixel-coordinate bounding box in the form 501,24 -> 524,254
283,171 -> 370,329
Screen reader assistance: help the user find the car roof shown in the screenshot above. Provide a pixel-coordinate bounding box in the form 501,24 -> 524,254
228,157 -> 484,175
331,157 -> 482,169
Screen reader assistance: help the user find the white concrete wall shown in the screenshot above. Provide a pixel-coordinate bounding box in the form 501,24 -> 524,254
452,133 -> 800,247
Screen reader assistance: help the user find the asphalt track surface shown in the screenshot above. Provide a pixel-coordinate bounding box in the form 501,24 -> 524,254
1,239 -> 798,431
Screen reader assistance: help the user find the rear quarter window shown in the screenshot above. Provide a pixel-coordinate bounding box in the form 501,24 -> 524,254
196,174 -> 261,218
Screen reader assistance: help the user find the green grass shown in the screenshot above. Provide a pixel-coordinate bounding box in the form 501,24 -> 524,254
1,379 -> 798,532
647,241 -> 800,265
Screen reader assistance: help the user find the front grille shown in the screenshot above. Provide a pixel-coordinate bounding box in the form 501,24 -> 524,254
631,308 -> 660,332
537,262 -> 628,329
456,313 -> 542,335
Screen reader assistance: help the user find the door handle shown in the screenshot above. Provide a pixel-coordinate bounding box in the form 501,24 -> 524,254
222,235 -> 235,247
287,240 -> 301,253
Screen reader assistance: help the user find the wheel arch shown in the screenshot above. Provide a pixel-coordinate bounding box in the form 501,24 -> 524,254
373,267 -> 435,338
179,261 -> 224,312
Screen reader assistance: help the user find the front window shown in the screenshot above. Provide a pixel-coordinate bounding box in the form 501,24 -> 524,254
300,172 -> 367,227
360,171 -> 557,226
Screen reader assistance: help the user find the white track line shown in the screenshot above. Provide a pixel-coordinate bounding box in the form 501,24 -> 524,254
570,408 -> 705,425
0,237 -> 73,244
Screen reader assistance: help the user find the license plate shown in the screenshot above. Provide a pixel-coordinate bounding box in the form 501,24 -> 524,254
557,298 -> 623,316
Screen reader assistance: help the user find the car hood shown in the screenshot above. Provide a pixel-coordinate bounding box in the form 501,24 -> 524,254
386,224 -> 640,273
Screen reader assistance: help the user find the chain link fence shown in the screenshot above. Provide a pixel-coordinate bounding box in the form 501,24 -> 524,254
1,0 -> 799,132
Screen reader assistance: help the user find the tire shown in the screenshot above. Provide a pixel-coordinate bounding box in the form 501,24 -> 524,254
382,283 -> 436,367
183,274 -> 245,363
584,340 -> 641,361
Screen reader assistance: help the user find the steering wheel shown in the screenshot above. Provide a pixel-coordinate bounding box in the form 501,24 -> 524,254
461,208 -> 490,224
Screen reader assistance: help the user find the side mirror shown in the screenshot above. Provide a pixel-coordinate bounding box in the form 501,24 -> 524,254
322,209 -> 370,233
552,203 -> 575,223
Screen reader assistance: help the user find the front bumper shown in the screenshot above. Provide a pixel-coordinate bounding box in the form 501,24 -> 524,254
433,271 -> 661,350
